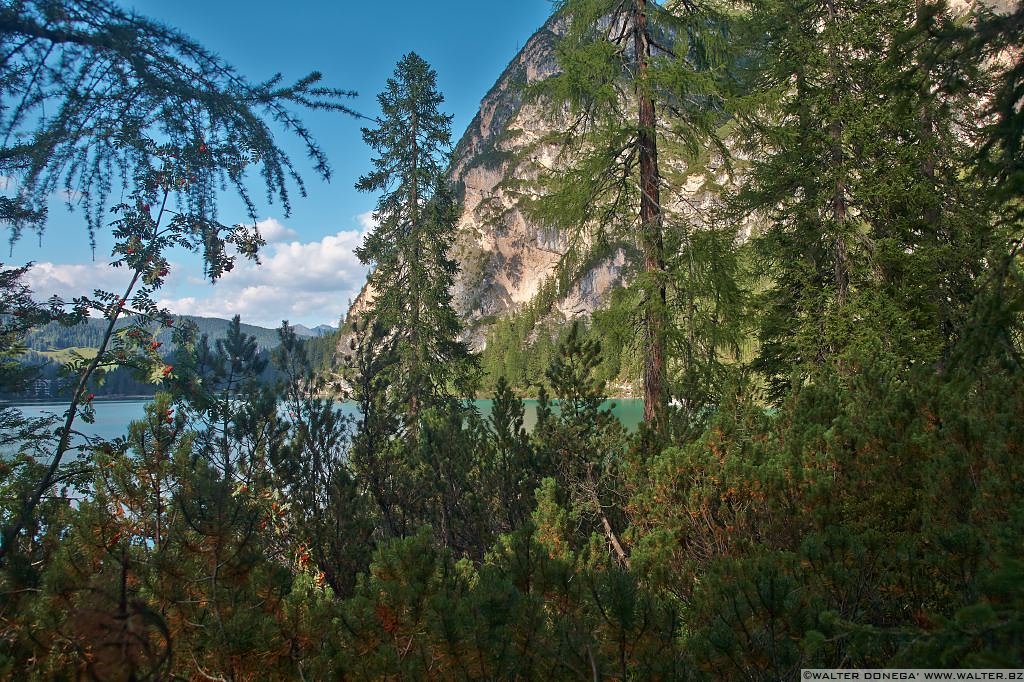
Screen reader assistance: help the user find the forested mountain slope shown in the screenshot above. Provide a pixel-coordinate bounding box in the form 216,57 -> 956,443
23,315 -> 332,353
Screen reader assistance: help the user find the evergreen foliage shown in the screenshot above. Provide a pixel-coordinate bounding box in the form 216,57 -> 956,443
528,0 -> 736,434
1,0 -> 1023,677
479,286 -> 641,395
268,323 -> 373,597
346,54 -> 488,557
354,53 -> 474,425
734,0 -> 997,398
180,314 -> 270,477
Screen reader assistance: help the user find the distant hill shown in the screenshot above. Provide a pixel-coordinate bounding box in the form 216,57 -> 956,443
23,315 -> 336,353
8,316 -> 340,401
291,323 -> 338,338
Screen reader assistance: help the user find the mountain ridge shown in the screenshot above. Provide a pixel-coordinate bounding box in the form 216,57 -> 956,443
24,315 -> 336,353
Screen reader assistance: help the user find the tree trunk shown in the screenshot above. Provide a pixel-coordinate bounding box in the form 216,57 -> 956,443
633,0 -> 667,435
409,110 -> 420,424
826,0 -> 849,306
914,0 -> 953,354
587,463 -> 629,567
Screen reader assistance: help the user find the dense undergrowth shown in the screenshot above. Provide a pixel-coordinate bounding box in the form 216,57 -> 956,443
1,317 -> 1022,678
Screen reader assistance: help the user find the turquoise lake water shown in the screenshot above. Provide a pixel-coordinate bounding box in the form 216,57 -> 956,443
11,398 -> 645,444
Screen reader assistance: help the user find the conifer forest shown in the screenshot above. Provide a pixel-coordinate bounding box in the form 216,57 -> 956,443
0,0 -> 1023,678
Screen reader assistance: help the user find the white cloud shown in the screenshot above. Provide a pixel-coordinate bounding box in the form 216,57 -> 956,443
158,219 -> 370,327
22,217 -> 372,328
254,217 -> 298,243
25,260 -> 131,302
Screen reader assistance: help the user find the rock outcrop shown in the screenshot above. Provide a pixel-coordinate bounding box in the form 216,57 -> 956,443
445,14 -> 593,350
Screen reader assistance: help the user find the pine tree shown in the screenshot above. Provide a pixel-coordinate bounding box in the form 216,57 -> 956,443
483,377 -> 542,533
187,315 -> 271,479
269,323 -> 374,597
922,0 -> 1024,368
534,322 -> 631,565
355,53 -> 473,427
530,0 -> 731,435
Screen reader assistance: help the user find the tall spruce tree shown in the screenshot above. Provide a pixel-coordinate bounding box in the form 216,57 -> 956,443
530,0 -> 730,435
355,53 -> 472,426
924,0 -> 1024,367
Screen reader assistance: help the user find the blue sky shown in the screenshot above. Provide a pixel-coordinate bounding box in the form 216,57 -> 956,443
12,0 -> 553,328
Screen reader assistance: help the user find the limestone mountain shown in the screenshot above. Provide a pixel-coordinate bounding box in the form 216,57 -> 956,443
443,12 -> 630,350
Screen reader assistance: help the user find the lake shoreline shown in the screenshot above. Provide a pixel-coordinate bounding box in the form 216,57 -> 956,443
5,395 -> 643,406
9,398 -> 647,443
1,395 -> 156,406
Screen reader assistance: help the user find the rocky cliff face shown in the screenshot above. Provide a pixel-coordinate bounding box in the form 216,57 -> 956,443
445,14 -> 630,350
